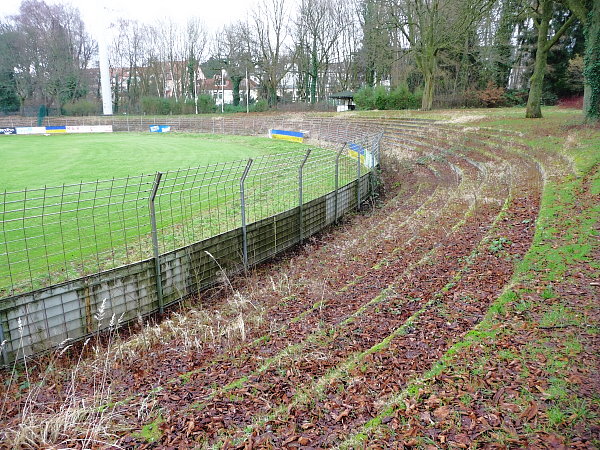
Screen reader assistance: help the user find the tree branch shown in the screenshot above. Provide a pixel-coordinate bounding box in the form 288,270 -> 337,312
560,0 -> 589,23
544,13 -> 576,51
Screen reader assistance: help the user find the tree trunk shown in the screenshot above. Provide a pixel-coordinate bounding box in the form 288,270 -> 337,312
421,69 -> 435,111
309,73 -> 317,104
525,43 -> 548,118
416,49 -> 437,111
268,81 -> 277,107
526,0 -> 575,118
113,74 -> 119,114
526,2 -> 552,118
310,38 -> 318,104
232,76 -> 242,106
19,95 -> 26,116
583,0 -> 599,121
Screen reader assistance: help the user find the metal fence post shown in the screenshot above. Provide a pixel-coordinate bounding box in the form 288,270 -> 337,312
298,149 -> 312,242
149,172 -> 164,314
334,143 -> 347,222
375,131 -> 384,166
373,131 -> 384,186
240,159 -> 253,270
357,144 -> 362,210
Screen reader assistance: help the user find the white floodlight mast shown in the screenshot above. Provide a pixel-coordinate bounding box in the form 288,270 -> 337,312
97,6 -> 113,116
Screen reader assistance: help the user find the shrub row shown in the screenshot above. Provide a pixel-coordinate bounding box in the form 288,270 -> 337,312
61,100 -> 99,116
467,82 -> 558,108
354,85 -> 422,110
140,95 -> 216,115
222,99 -> 269,113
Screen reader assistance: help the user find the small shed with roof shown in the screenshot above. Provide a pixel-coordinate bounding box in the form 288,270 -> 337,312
329,91 -> 356,112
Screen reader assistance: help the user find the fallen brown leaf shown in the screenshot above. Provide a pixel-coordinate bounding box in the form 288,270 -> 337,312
519,401 -> 538,422
433,405 -> 451,421
333,408 -> 350,422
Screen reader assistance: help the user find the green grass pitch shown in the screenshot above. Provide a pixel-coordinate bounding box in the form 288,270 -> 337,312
0,132 -> 307,191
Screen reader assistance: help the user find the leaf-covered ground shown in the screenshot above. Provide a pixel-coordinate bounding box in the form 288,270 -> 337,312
0,110 -> 597,449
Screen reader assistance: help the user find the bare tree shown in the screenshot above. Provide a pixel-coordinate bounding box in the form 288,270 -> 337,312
331,1 -> 362,91
155,18 -> 186,101
214,21 -> 253,107
110,19 -> 150,111
359,0 -> 395,88
388,0 -> 494,110
11,0 -> 96,109
293,0 -> 345,104
251,0 -> 293,107
144,26 -> 166,97
183,18 -> 208,111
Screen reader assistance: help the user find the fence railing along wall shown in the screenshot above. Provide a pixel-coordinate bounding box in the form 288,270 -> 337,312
0,117 -> 383,365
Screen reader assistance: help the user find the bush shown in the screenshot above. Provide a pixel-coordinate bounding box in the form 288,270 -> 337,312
223,104 -> 247,113
354,86 -> 375,110
503,89 -> 528,106
463,89 -> 484,108
373,86 -> 388,110
62,100 -> 99,116
141,95 -> 216,115
473,82 -> 532,108
557,96 -> 584,109
354,85 -> 421,111
477,82 -> 507,108
387,85 -> 422,110
141,96 -> 171,115
196,95 -> 216,113
251,99 -> 269,112
542,91 -> 559,106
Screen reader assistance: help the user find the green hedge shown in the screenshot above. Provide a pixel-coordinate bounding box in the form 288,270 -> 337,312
354,85 -> 422,110
61,100 -> 99,116
141,95 -> 216,115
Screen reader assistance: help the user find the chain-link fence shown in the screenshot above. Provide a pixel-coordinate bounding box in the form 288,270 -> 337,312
0,117 -> 383,364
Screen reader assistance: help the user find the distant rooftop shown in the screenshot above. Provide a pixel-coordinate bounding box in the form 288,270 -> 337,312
329,91 -> 355,99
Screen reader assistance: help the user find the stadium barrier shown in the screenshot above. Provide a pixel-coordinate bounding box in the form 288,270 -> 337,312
0,117 -> 384,365
268,129 -> 304,143
0,125 -> 113,135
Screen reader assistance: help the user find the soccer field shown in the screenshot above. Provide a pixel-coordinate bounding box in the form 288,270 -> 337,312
0,132 -> 307,191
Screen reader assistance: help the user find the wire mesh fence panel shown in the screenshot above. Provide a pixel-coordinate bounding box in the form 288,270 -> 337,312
0,175 -> 154,297
302,148 -> 343,202
244,151 -> 307,224
153,160 -> 250,254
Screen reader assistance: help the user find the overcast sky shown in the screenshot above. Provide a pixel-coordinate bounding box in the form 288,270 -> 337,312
1,0 -> 260,34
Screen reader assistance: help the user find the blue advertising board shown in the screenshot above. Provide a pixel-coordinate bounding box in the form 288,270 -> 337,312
149,125 -> 172,133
